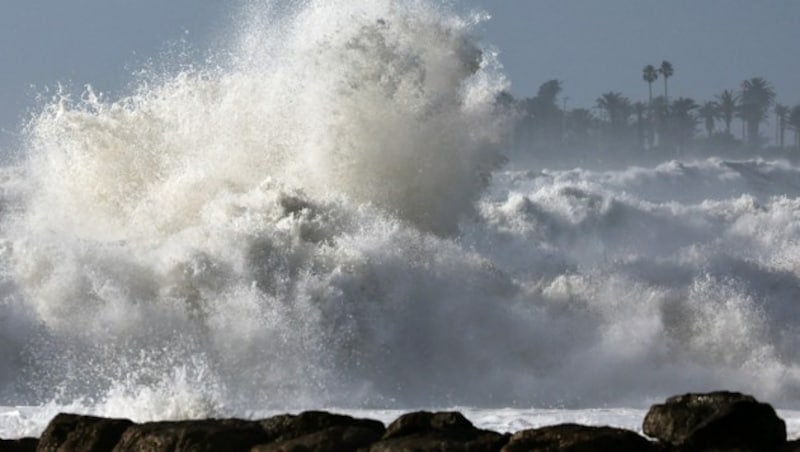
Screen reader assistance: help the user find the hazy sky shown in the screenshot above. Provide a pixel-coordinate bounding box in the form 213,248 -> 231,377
1,1 -> 798,149
476,1 -> 800,111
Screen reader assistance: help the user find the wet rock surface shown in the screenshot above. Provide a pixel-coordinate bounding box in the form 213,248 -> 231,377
368,411 -> 509,451
0,437 -> 37,452
37,413 -> 133,452
0,391 -> 795,451
112,418 -> 269,452
501,423 -> 655,452
643,391 -> 786,450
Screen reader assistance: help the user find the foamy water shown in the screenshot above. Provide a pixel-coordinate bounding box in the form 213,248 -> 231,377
2,0 -> 800,440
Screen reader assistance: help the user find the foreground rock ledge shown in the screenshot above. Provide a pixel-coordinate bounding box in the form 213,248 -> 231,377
1,391 -> 797,451
643,391 -> 787,450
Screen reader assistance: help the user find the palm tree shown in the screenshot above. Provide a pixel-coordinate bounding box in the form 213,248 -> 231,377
775,104 -> 789,148
526,79 -> 564,145
788,106 -> 800,149
596,92 -> 632,140
634,101 -> 646,149
536,79 -> 562,106
564,108 -> 597,145
596,92 -> 632,126
739,77 -> 775,148
698,101 -> 718,138
650,95 -> 670,147
642,65 -> 658,105
642,65 -> 659,149
715,90 -> 738,136
650,96 -> 696,152
659,61 -> 674,99
670,97 -> 699,149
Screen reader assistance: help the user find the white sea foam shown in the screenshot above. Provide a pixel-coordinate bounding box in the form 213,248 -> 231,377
2,0 -> 800,440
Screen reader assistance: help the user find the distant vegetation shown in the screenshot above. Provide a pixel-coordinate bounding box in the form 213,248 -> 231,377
502,61 -> 800,160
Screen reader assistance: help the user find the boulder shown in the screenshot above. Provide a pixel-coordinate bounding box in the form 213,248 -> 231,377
37,413 -> 133,452
368,411 -> 509,451
258,411 -> 384,441
112,418 -> 268,452
0,437 -> 37,452
781,439 -> 800,451
501,423 -> 655,452
643,391 -> 786,450
252,425 -> 384,451
253,411 -> 385,451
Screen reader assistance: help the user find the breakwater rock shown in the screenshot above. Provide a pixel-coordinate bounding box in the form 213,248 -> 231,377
1,391 -> 797,451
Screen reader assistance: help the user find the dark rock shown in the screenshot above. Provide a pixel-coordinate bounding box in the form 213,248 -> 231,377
781,439 -> 800,451
381,411 -> 476,440
368,411 -> 509,451
112,418 -> 268,452
501,423 -> 656,452
258,411 -> 385,441
253,411 -> 385,451
0,437 -> 37,452
643,391 -> 786,450
37,413 -> 133,452
252,425 -> 384,451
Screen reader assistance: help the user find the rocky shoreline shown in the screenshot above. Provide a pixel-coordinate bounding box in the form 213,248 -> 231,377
0,391 -> 796,451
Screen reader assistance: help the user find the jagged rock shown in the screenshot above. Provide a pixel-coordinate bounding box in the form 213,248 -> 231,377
253,411 -> 385,451
0,437 -> 37,452
112,418 -> 268,452
37,413 -> 133,452
643,391 -> 786,450
501,423 -> 656,452
368,411 -> 509,451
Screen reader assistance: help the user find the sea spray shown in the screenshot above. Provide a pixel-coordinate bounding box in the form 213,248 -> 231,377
1,0 -> 514,415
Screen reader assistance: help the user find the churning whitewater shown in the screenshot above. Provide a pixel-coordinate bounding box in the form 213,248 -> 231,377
2,0 -> 800,437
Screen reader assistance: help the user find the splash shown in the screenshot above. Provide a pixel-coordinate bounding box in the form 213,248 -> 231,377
22,1 -> 507,241
1,0 -> 513,414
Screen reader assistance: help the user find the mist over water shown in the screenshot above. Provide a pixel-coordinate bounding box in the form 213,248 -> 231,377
2,0 -> 800,433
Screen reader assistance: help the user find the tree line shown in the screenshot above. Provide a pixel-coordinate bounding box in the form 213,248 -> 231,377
504,60 -> 800,157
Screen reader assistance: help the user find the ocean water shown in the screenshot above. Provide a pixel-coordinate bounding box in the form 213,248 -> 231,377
3,0 -> 800,440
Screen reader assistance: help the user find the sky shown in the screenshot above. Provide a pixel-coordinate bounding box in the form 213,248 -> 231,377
1,1 -> 798,150
474,1 -> 800,110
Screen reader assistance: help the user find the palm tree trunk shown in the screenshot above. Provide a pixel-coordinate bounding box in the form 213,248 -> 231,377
647,83 -> 654,149
748,121 -> 760,148
776,113 -> 780,146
